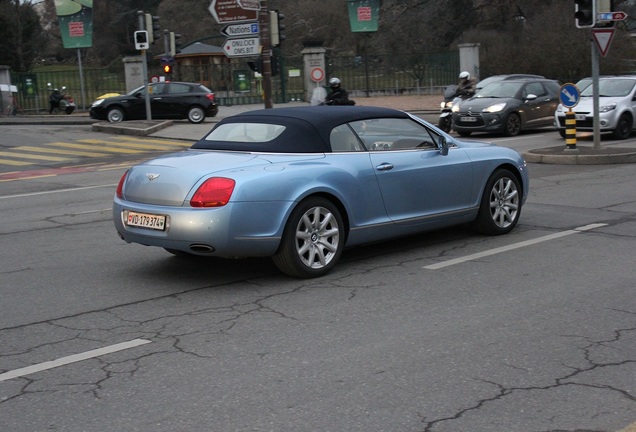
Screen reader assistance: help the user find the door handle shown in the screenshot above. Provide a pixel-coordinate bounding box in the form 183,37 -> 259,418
376,163 -> 394,171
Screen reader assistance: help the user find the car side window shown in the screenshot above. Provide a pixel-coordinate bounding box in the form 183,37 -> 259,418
167,84 -> 192,94
330,126 -> 363,152
524,82 -> 545,98
144,83 -> 166,96
349,118 -> 437,151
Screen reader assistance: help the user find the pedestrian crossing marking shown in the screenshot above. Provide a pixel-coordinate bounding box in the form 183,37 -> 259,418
0,159 -> 32,166
48,142 -> 145,154
18,146 -> 109,157
0,151 -> 72,162
0,137 -> 193,167
78,139 -> 186,151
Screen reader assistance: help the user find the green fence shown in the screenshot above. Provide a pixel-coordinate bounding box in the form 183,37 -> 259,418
9,51 -> 458,114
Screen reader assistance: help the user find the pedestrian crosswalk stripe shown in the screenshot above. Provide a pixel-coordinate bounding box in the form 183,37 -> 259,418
113,137 -> 191,147
48,142 -> 144,154
78,139 -> 185,151
18,145 -> 109,157
0,159 -> 32,166
0,151 -> 72,161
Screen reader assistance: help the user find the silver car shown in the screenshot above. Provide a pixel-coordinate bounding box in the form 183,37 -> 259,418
554,76 -> 636,140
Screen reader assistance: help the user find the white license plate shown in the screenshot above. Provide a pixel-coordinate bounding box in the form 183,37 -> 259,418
125,210 -> 166,231
461,116 -> 478,122
575,114 -> 587,121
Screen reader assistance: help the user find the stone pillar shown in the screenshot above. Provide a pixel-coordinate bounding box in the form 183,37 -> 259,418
0,65 -> 12,113
301,43 -> 326,103
123,56 -> 144,93
458,43 -> 480,81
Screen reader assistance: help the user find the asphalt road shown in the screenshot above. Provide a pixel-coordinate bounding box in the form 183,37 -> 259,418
0,126 -> 635,432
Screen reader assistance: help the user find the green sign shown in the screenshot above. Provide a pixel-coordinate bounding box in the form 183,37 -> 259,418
54,0 -> 93,48
347,0 -> 380,32
233,70 -> 251,92
21,74 -> 37,98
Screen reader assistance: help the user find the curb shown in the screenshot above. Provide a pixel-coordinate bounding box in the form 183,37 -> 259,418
92,120 -> 174,136
523,147 -> 636,165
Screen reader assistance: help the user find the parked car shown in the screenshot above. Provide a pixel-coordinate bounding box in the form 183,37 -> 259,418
90,82 -> 218,124
475,74 -> 545,92
452,78 -> 560,137
113,106 -> 529,278
554,76 -> 636,139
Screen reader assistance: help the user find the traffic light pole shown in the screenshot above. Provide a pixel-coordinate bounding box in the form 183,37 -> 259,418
138,11 -> 152,120
259,0 -> 273,109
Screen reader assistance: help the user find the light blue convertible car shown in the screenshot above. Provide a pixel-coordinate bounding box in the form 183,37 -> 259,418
113,106 -> 528,278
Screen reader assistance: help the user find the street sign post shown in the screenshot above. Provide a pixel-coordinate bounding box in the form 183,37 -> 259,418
222,36 -> 260,57
209,0 -> 258,24
221,22 -> 259,38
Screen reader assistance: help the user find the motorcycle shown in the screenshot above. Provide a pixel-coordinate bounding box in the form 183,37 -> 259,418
48,84 -> 76,115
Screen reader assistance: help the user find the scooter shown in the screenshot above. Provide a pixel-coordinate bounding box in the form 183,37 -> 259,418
438,84 -> 458,133
47,84 -> 76,115
58,88 -> 76,115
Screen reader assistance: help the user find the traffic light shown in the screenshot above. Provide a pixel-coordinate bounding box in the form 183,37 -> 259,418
574,0 -> 596,28
163,64 -> 172,75
169,32 -> 182,56
269,10 -> 285,46
248,57 -> 263,74
145,14 -> 160,43
134,31 -> 149,50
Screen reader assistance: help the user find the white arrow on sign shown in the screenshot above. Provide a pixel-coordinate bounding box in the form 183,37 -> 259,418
592,28 -> 615,58
562,88 -> 577,104
221,22 -> 259,38
222,36 -> 260,57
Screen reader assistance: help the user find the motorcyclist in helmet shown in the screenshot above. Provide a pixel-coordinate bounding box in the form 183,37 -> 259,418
325,77 -> 355,106
455,71 -> 476,98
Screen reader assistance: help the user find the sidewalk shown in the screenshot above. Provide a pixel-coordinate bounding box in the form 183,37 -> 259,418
2,94 -> 636,164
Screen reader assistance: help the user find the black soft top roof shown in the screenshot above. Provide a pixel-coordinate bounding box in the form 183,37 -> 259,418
192,105 -> 410,153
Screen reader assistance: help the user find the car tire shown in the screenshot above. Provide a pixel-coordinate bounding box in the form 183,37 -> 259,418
612,113 -> 632,140
272,197 -> 345,278
107,107 -> 125,123
187,106 -> 205,124
474,169 -> 521,235
504,113 -> 521,136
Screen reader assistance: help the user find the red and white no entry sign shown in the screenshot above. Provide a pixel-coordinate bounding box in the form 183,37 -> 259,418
310,67 -> 325,83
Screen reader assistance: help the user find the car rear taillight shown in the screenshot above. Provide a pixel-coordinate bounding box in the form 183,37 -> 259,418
206,93 -> 215,102
190,177 -> 235,207
116,170 -> 129,199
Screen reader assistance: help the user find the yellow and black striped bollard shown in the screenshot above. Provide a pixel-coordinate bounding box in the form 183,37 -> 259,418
565,110 -> 576,150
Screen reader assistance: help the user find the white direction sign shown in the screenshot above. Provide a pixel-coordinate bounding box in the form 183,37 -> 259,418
222,36 -> 260,57
221,22 -> 259,38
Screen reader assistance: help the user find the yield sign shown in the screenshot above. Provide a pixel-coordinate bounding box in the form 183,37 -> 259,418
592,28 -> 615,58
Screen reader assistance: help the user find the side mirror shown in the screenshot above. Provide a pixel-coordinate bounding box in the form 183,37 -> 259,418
440,136 -> 449,156
525,94 -> 537,101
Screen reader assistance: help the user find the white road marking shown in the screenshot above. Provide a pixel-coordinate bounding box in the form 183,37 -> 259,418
424,223 -> 608,270
0,184 -> 117,200
0,339 -> 152,382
